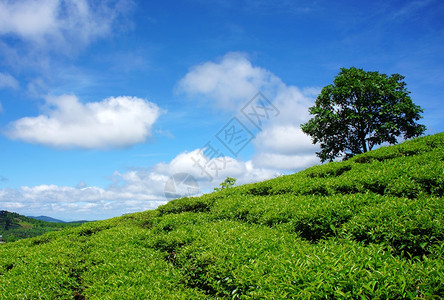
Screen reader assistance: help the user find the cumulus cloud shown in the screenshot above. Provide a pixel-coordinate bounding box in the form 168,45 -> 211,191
0,184 -> 166,220
254,91 -> 320,171
252,152 -> 318,170
5,94 -> 161,149
0,0 -> 134,95
154,149 -> 279,184
0,0 -> 134,50
177,52 -> 282,111
251,85 -> 320,171
178,53 -> 321,171
0,148 -> 280,220
0,72 -> 19,89
254,125 -> 318,156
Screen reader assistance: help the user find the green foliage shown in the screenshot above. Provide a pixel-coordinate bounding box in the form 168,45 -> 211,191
213,176 -> 237,191
0,133 -> 443,298
157,193 -> 219,216
301,67 -> 426,162
342,196 -> 443,258
0,211 -> 85,242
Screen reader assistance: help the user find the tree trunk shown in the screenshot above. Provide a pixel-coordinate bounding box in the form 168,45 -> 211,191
362,139 -> 368,152
360,130 -> 368,153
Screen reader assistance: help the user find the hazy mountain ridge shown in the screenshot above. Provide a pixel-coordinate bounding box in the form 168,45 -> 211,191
27,216 -> 66,223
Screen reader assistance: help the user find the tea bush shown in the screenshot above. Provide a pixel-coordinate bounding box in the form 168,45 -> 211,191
0,133 -> 443,298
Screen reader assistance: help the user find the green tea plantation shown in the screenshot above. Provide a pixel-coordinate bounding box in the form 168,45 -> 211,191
1,133 -> 443,299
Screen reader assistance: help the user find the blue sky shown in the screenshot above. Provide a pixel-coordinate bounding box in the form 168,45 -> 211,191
0,0 -> 443,220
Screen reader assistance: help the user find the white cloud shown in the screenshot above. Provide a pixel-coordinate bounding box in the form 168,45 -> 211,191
250,85 -> 320,171
6,94 -> 161,149
0,0 -> 58,38
0,148 -> 280,220
273,85 -> 314,125
0,72 -> 19,89
154,149 -> 278,185
177,52 -> 282,111
1,201 -> 25,210
252,152 -> 319,170
254,125 -> 318,156
0,183 -> 166,220
0,0 -> 134,50
178,53 -> 321,171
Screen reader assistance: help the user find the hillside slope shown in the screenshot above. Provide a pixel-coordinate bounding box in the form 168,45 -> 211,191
0,211 -> 84,242
0,133 -> 443,299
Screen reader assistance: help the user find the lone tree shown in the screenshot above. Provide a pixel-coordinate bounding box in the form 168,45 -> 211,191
214,177 -> 237,192
301,67 -> 426,162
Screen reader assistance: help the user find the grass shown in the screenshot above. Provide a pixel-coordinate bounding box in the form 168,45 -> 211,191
0,133 -> 443,299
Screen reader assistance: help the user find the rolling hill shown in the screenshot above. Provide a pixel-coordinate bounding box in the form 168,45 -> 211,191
0,133 -> 443,299
0,211 -> 86,242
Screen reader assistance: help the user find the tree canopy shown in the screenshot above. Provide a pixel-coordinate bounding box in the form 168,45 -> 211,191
214,177 -> 237,191
301,67 -> 426,162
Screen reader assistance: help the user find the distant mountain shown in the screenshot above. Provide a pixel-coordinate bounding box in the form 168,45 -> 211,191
27,216 -> 66,223
66,220 -> 92,224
